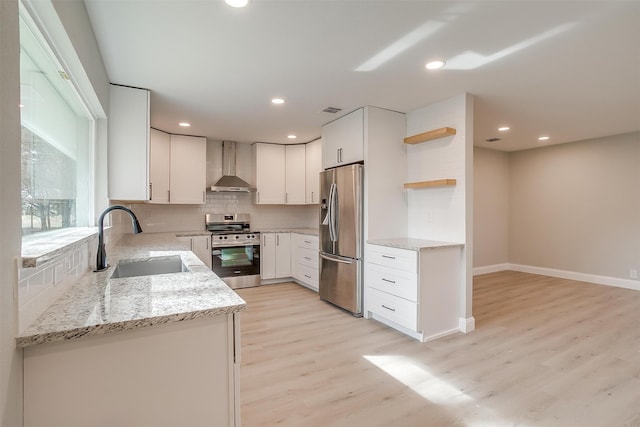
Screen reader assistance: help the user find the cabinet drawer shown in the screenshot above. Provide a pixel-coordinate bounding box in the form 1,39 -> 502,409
367,245 -> 417,273
367,288 -> 418,331
297,234 -> 318,250
297,264 -> 319,289
298,248 -> 319,268
366,263 -> 417,302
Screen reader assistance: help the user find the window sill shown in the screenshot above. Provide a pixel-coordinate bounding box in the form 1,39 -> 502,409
21,228 -> 100,268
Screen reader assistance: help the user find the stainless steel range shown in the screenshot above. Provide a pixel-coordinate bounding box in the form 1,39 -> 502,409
206,213 -> 261,289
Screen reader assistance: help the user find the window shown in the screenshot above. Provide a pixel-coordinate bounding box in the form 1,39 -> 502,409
19,9 -> 94,236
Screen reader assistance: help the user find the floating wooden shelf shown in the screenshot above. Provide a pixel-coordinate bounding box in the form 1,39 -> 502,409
404,127 -> 456,145
404,179 -> 457,189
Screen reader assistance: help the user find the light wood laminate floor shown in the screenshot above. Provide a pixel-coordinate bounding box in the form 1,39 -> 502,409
236,271 -> 640,427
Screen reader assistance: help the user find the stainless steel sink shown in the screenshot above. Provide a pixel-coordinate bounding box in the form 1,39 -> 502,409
110,256 -> 188,279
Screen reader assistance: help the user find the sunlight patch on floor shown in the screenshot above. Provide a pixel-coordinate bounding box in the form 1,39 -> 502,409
363,354 -> 472,405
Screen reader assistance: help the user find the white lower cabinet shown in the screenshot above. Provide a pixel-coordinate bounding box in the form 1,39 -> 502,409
177,235 -> 212,269
365,243 -> 461,342
24,314 -> 240,427
261,232 -> 291,280
292,234 -> 319,291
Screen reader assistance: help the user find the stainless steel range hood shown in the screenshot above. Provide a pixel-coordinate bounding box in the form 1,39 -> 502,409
210,141 -> 256,193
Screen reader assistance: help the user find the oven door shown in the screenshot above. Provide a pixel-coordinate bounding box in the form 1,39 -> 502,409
211,244 -> 260,287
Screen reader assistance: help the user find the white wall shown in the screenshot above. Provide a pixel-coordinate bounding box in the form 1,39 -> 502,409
473,147 -> 510,269
0,0 -> 23,424
406,93 -> 474,320
509,132 -> 640,283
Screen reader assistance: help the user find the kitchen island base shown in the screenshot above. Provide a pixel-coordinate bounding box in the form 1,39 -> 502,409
24,314 -> 240,427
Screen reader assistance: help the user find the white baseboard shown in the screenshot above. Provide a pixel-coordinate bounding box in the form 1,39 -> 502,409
473,263 -> 510,276
473,263 -> 640,291
459,316 -> 475,333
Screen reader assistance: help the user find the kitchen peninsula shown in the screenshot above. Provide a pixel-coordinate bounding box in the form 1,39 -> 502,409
17,233 -> 245,427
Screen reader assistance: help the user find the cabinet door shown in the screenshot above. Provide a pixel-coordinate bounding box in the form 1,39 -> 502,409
285,145 -> 306,204
108,84 -> 150,200
255,143 -> 285,204
169,135 -> 206,204
261,233 -> 276,280
192,236 -> 212,269
305,139 -> 322,204
149,128 -> 170,204
275,232 -> 291,278
321,108 -> 364,169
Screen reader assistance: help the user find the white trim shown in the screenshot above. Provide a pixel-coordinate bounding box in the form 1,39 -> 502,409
474,263 -> 640,291
473,263 -> 510,276
458,316 -> 475,333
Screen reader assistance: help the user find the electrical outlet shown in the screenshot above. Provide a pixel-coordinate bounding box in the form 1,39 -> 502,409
630,269 -> 638,280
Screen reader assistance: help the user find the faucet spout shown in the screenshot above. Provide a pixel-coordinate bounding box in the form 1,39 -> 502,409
95,205 -> 143,272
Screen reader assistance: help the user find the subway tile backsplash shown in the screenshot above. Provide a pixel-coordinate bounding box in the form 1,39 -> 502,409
19,236 -> 94,332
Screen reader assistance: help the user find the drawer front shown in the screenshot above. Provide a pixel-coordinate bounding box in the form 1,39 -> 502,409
297,234 -> 319,250
298,248 -> 319,268
297,264 -> 319,289
367,245 -> 417,273
366,263 -> 418,302
367,288 -> 418,331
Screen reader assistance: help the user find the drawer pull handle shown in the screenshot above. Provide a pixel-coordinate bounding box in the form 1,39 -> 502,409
304,240 -> 311,244
381,304 -> 396,312
381,278 -> 396,284
304,274 -> 311,278
381,255 -> 396,259
304,257 -> 312,260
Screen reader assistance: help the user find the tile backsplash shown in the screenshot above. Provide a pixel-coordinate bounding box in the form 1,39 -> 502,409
19,235 -> 96,332
127,192 -> 318,233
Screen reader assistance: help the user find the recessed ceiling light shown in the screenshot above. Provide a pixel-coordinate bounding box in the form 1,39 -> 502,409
425,60 -> 446,70
538,136 -> 550,141
225,0 -> 249,7
271,98 -> 285,105
498,126 -> 510,131
179,122 -> 191,127
287,135 -> 297,139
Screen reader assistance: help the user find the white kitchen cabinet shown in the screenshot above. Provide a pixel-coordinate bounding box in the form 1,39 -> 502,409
261,232 -> 291,280
149,128 -> 171,203
285,145 -> 306,204
305,138 -> 322,204
108,84 -> 150,201
365,243 -> 461,342
169,135 -> 207,204
254,143 -> 308,205
292,233 -> 319,291
321,108 -> 364,169
254,143 -> 286,204
24,314 -> 240,427
177,235 -> 212,269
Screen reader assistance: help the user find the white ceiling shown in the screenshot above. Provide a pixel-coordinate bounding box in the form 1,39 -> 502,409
83,0 -> 640,152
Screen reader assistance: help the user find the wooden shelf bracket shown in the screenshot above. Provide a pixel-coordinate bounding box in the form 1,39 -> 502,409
403,179 -> 457,189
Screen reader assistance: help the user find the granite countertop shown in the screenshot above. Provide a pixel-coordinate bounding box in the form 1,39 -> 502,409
258,228 -> 319,236
367,238 -> 464,251
16,233 -> 246,348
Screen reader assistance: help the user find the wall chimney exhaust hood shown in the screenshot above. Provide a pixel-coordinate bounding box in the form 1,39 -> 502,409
210,141 -> 256,193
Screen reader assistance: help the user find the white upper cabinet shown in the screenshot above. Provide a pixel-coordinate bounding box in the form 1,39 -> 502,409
169,135 -> 207,204
254,143 -> 286,204
149,128 -> 170,204
321,108 -> 364,169
285,145 -> 306,204
305,138 -> 322,204
108,84 -> 150,201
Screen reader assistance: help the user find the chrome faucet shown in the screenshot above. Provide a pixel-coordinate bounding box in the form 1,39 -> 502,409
95,205 -> 143,272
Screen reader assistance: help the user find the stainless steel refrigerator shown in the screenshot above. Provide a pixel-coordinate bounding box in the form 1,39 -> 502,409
319,163 -> 363,316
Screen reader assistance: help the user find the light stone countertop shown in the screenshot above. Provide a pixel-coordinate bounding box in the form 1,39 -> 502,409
367,238 -> 464,251
16,232 -> 246,348
257,228 -> 319,236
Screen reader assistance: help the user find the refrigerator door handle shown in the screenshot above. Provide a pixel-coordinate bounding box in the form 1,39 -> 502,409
328,183 -> 338,242
320,252 -> 354,264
